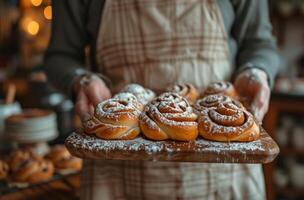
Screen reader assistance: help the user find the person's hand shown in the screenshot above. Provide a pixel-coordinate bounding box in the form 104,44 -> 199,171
73,74 -> 111,121
234,68 -> 270,122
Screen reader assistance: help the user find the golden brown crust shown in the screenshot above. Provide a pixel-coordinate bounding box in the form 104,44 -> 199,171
198,102 -> 260,142
8,150 -> 54,183
0,160 -> 9,180
26,159 -> 54,183
83,93 -> 142,140
203,82 -> 238,99
194,94 -> 244,114
167,84 -> 199,105
139,92 -> 198,141
46,145 -> 82,171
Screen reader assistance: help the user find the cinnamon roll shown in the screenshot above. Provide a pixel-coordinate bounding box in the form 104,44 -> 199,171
167,83 -> 199,105
194,94 -> 243,114
46,145 -> 82,171
139,92 -> 198,141
84,92 -> 143,140
0,160 -> 9,180
203,81 -> 238,99
8,150 -> 54,183
120,83 -> 155,105
198,102 -> 260,142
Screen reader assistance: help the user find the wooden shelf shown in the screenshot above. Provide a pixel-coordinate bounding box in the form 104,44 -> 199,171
277,187 -> 304,197
263,95 -> 304,200
280,148 -> 304,156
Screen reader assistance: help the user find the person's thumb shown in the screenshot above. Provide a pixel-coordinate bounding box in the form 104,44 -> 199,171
75,90 -> 92,121
250,86 -> 270,122
83,82 -> 104,107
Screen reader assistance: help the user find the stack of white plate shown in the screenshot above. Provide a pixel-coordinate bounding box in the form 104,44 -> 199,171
5,109 -> 58,143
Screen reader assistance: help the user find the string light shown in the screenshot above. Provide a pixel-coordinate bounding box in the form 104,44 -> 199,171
30,0 -> 42,7
27,21 -> 39,35
43,6 -> 52,20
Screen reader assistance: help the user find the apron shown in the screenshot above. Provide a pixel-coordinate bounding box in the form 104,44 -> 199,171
81,0 -> 266,199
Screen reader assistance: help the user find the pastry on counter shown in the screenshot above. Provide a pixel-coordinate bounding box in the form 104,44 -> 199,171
83,92 -> 143,140
198,101 -> 260,142
167,83 -> 199,105
120,83 -> 155,105
202,81 -> 238,99
194,94 -> 243,114
0,160 -> 9,180
139,92 -> 198,141
8,150 -> 54,183
46,145 -> 82,171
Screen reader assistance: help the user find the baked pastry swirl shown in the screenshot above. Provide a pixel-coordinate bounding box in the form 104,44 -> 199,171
139,92 -> 198,141
120,84 -> 155,105
167,83 -> 199,105
0,160 -> 9,180
203,81 -> 238,99
194,94 -> 243,114
8,151 -> 54,183
46,145 -> 82,171
198,102 -> 260,142
84,92 -> 143,140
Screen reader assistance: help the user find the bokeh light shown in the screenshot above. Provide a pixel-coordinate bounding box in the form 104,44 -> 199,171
43,6 -> 52,20
27,21 -> 39,35
30,0 -> 42,7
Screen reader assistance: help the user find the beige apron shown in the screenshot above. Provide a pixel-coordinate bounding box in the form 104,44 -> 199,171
81,0 -> 265,199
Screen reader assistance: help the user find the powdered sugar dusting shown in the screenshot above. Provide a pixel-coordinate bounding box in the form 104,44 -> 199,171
140,93 -> 198,132
168,84 -> 191,96
67,131 -> 265,153
120,84 -> 155,105
65,129 -> 279,163
194,95 -> 232,113
205,81 -> 231,95
94,92 -> 142,121
199,102 -> 255,136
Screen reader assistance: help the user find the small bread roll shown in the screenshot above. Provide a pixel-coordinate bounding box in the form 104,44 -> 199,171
139,92 -> 198,141
46,145 -> 82,171
198,102 -> 260,142
120,84 -> 155,105
203,81 -> 238,99
194,94 -> 243,114
84,93 -> 143,140
8,150 -> 54,183
167,83 -> 199,105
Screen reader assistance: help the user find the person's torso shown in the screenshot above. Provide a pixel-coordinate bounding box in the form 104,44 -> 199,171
84,0 -> 238,78
95,0 -> 234,92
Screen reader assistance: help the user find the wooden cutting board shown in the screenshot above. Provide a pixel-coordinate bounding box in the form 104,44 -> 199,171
65,127 -> 279,163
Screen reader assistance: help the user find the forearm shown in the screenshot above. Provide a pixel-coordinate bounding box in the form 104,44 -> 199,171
232,0 -> 280,88
43,0 -> 90,97
236,40 -> 280,87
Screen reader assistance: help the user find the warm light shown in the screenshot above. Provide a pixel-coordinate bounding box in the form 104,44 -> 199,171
30,0 -> 42,6
21,17 -> 31,31
44,6 -> 52,20
27,21 -> 39,35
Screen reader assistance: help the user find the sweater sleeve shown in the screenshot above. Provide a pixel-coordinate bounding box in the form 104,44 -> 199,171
44,0 -> 90,97
231,0 -> 280,87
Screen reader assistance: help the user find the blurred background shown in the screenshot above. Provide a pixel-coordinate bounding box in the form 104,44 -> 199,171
0,0 -> 304,200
